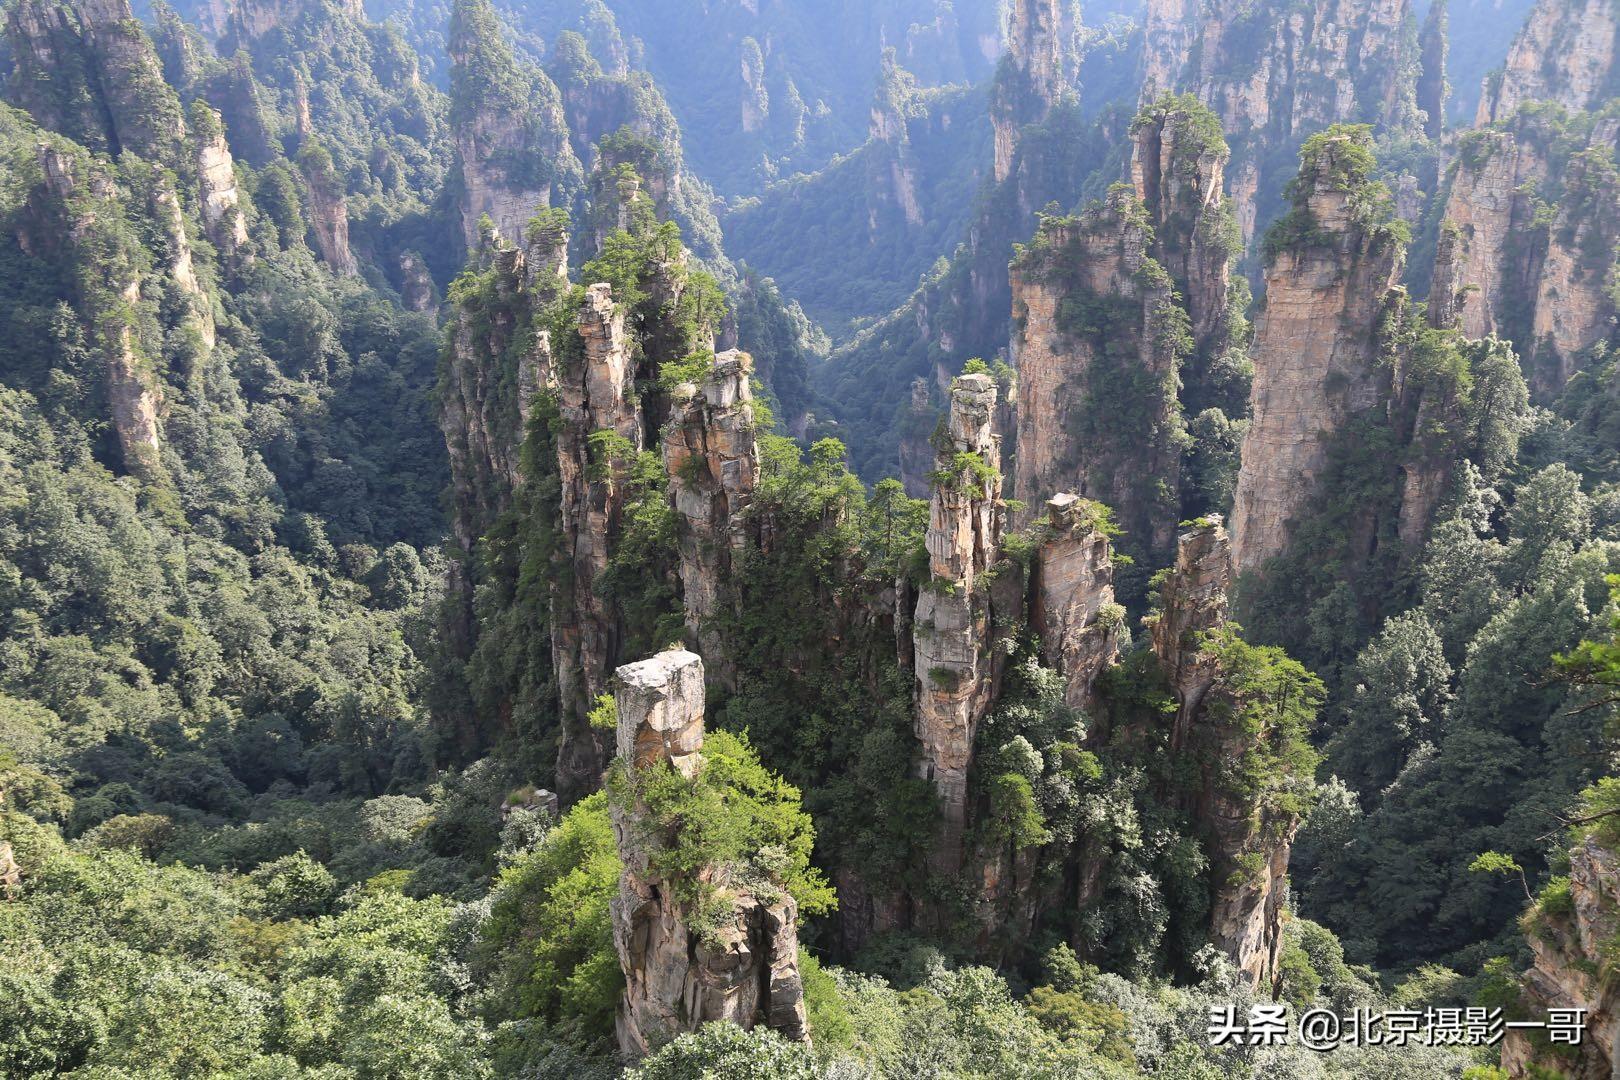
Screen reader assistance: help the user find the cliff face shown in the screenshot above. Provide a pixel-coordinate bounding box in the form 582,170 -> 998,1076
1149,516 -> 1231,752
1152,519 -> 1292,991
192,108 -> 249,267
1477,0 -> 1620,123
1009,187 -> 1186,575
990,0 -> 1075,183
297,146 -> 358,275
1431,115 -> 1620,395
1031,494 -> 1119,708
609,650 -> 809,1059
663,351 -> 760,690
553,281 -> 643,800
914,373 -> 1003,871
24,143 -> 165,478
5,0 -> 186,164
1502,836 -> 1620,1079
449,0 -> 582,249
1229,133 -> 1405,576
1141,0 -> 1420,243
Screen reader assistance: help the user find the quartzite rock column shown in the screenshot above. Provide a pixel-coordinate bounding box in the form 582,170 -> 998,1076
663,350 -> 760,689
1031,494 -> 1120,709
553,282 -> 642,801
610,650 -> 810,1059
913,373 -> 1002,873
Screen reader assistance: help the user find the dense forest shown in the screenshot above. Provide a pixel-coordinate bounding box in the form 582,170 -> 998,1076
2,0 -> 1620,1077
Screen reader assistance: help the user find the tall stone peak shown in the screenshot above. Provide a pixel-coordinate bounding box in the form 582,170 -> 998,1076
448,0 -> 582,250
913,372 -> 1004,871
609,649 -> 810,1059
1141,0 -> 1420,243
1031,494 -> 1120,708
1477,0 -> 1620,123
664,350 -> 761,689
1010,187 -> 1188,581
990,0 -> 1077,182
1148,515 -> 1232,748
1229,130 -> 1406,576
6,0 -> 186,163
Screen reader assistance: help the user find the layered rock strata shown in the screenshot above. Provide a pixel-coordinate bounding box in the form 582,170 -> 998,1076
553,281 -> 643,800
1010,186 -> 1185,568
1229,133 -> 1405,575
610,650 -> 810,1059
1031,494 -> 1119,709
663,351 -> 760,689
913,373 -> 1003,872
1501,836 -> 1620,1079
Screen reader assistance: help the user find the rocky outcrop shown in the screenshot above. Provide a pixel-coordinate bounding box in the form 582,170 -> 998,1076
1148,517 -> 1231,750
896,377 -> 936,499
913,373 -> 1003,872
1229,132 -> 1405,576
26,143 -> 165,478
1128,95 -> 1236,368
553,282 -> 643,800
610,650 -> 810,1059
1141,0 -> 1420,243
1009,187 -> 1186,573
397,251 -> 437,312
1418,0 -> 1449,141
6,0 -> 186,163
663,351 -> 760,689
990,0 -> 1075,183
1477,0 -> 1620,123
1430,115 -> 1619,395
1501,835 -> 1620,1079
297,145 -> 357,275
1031,494 -> 1119,709
449,0 -> 581,249
192,106 -> 248,267
0,840 -> 19,896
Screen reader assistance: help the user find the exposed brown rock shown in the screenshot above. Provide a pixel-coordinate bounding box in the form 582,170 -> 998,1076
397,251 -> 437,312
1141,0 -> 1419,244
1477,0 -> 1620,123
298,146 -> 357,275
1229,134 -> 1405,576
913,373 -> 1003,872
610,650 -> 810,1059
1147,516 -> 1231,750
1501,835 -> 1620,1079
194,110 -> 249,266
1031,494 -> 1119,709
1009,187 -> 1184,568
991,0 -> 1074,183
663,351 -> 760,689
553,282 -> 643,801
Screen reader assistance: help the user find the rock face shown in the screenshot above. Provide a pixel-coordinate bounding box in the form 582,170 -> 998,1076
663,351 -> 760,689
298,146 -> 357,275
913,373 -> 1003,872
1152,517 -> 1290,992
1229,133 -> 1405,576
1141,0 -> 1420,243
1148,517 -> 1231,751
5,0 -> 186,163
1031,494 -> 1119,708
990,0 -> 1074,182
448,0 -> 581,249
1477,0 -> 1620,123
610,650 -> 810,1060
1430,114 -> 1620,395
26,143 -> 165,478
1010,186 -> 1186,571
1127,98 -> 1233,357
1501,836 -> 1620,1080
397,251 -> 437,312
193,108 -> 248,266
553,282 -> 643,801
